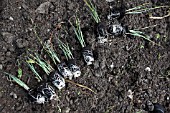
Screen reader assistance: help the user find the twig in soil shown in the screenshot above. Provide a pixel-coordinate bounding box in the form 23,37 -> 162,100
83,0 -> 100,23
125,3 -> 169,14
65,79 -> 96,94
149,8 -> 170,19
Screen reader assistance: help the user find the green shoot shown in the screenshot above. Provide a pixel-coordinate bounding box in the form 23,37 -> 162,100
26,60 -> 43,82
17,60 -> 22,79
69,16 -> 86,48
17,68 -> 22,79
83,0 -> 100,23
126,30 -> 161,46
125,3 -> 169,14
57,38 -> 74,60
28,53 -> 54,75
3,72 -> 30,91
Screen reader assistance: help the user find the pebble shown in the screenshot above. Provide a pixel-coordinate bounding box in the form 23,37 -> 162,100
68,3 -> 74,10
127,89 -> 133,100
6,51 -> 11,56
10,92 -> 17,99
2,32 -> 15,44
35,2 -> 53,14
0,64 -> 2,69
9,16 -> 14,21
64,107 -> 70,113
110,63 -> 114,69
0,57 -> 5,61
16,38 -> 28,48
145,67 -> 151,72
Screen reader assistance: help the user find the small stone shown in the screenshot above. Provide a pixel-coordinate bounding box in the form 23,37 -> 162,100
0,57 -> 5,61
9,16 -> 14,21
10,92 -> 17,99
94,69 -> 103,77
110,63 -> 114,69
16,38 -> 28,48
65,107 -> 70,113
9,46 -> 15,52
2,47 -> 7,52
2,32 -> 15,43
6,51 -> 11,56
93,61 -> 100,69
35,2 -> 52,14
68,3 -> 74,10
0,64 -> 3,69
145,67 -> 151,72
127,89 -> 133,100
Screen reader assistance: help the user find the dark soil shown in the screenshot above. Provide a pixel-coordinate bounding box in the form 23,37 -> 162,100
0,0 -> 170,113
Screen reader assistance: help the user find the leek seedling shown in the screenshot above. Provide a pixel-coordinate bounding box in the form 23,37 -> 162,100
44,41 -> 73,80
27,53 -> 65,90
26,60 -> 43,82
83,0 -> 100,23
69,17 -> 86,48
33,27 -> 73,80
126,30 -> 160,46
108,3 -> 169,20
69,17 -> 94,65
57,38 -> 81,78
3,72 -> 46,104
108,23 -> 160,46
28,53 -> 54,75
83,0 -> 108,43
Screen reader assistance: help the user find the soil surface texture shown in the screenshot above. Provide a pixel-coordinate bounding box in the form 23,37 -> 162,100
0,0 -> 170,113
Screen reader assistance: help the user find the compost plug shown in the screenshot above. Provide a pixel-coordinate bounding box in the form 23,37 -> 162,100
96,22 -> 108,43
48,71 -> 65,90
